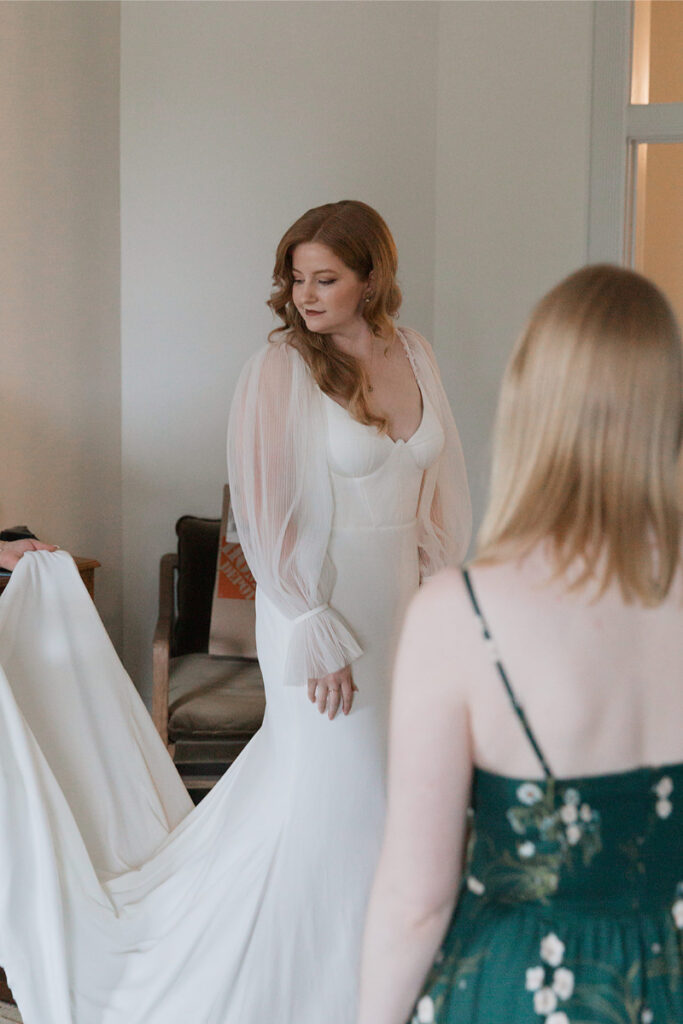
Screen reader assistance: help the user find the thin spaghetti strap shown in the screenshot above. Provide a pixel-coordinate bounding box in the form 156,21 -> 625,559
462,569 -> 553,779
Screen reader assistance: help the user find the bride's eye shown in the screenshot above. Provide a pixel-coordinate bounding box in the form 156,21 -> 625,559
319,279 -> 336,286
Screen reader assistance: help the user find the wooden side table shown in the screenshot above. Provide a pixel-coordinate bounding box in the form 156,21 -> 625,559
0,554 -> 99,1009
0,555 -> 100,599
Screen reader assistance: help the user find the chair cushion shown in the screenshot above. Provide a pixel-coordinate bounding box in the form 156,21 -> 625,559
208,484 -> 257,659
174,515 -> 221,656
168,653 -> 265,739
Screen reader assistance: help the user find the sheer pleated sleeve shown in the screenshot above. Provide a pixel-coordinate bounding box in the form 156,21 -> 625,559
227,341 -> 362,687
399,328 -> 472,578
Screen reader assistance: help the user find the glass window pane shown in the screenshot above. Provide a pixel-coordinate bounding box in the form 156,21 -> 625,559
633,142 -> 683,327
631,0 -> 683,104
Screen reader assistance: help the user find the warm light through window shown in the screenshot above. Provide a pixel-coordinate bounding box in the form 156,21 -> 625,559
633,142 -> 683,327
631,0 -> 683,105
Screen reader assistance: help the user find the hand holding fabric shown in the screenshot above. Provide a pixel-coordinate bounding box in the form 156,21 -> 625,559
0,538 -> 58,571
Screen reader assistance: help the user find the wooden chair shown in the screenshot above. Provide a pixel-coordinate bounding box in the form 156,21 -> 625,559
152,515 -> 265,802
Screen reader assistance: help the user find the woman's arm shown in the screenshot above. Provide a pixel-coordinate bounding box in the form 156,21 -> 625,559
358,570 -> 473,1024
401,329 -> 472,577
227,342 -> 362,704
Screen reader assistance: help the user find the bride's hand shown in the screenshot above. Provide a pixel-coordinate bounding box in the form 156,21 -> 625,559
307,666 -> 358,720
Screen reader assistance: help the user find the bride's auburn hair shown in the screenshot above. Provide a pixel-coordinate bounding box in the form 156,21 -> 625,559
477,264 -> 683,605
268,200 -> 402,432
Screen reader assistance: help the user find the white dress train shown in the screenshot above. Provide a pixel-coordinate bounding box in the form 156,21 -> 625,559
0,328 -> 469,1024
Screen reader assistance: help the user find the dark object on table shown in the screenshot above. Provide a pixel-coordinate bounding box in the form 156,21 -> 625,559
0,525 -> 38,541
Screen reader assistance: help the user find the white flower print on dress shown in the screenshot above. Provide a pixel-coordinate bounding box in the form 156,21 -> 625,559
655,776 -> 673,799
466,875 -> 485,895
552,967 -> 575,1000
518,841 -> 536,859
672,897 -> 683,929
653,776 -> 674,819
526,936 -> 573,1020
656,798 -> 673,819
517,782 -> 543,806
416,995 -> 435,1023
540,933 -> 566,967
563,788 -> 580,806
579,803 -> 593,823
641,1010 -> 654,1024
533,987 -> 558,1015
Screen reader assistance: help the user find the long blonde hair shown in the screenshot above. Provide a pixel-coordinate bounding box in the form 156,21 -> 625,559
477,264 -> 683,604
268,200 -> 402,432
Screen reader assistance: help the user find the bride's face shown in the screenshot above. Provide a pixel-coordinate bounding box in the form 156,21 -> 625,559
291,242 -> 369,336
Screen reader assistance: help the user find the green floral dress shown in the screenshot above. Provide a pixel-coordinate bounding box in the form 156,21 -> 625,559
410,571 -> 683,1024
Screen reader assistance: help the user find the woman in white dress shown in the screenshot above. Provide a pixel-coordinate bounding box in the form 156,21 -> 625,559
0,200 -> 470,1024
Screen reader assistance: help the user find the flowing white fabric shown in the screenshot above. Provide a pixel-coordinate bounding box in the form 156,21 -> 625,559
227,339 -> 363,687
399,328 -> 472,577
227,327 -> 471,687
0,328 -> 470,1024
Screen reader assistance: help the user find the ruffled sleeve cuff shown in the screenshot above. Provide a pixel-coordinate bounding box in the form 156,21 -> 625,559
283,604 -> 363,686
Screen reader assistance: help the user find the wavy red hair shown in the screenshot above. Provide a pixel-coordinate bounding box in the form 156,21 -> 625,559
268,200 -> 402,431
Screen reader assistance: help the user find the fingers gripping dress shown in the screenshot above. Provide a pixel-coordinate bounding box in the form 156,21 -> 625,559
412,571 -> 683,1024
0,329 -> 470,1024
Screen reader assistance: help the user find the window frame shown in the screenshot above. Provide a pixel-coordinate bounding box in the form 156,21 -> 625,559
587,0 -> 683,265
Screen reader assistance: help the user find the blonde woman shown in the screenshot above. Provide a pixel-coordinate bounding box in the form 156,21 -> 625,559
358,265 -> 683,1024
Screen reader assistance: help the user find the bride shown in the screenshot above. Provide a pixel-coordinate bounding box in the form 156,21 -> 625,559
0,200 -> 470,1024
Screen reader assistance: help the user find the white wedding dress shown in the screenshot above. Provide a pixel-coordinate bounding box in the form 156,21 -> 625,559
0,330 -> 469,1024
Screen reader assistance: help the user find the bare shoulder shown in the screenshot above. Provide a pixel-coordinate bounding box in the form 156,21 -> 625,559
400,567 -> 482,680
412,566 -> 465,616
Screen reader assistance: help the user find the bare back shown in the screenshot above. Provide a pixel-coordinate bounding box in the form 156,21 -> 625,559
453,546 -> 683,779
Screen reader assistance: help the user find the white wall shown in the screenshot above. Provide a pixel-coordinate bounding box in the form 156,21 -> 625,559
2,1 -> 596,702
121,1 -> 440,701
0,1 -> 122,644
433,1 -> 594,534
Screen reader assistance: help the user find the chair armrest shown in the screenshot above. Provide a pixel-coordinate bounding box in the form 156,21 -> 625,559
152,553 -> 177,747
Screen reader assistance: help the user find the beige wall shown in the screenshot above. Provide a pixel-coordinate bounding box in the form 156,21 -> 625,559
120,0 -> 595,700
0,1 -> 122,644
433,0 -> 594,535
120,1 -> 441,700
2,1 -> 597,704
